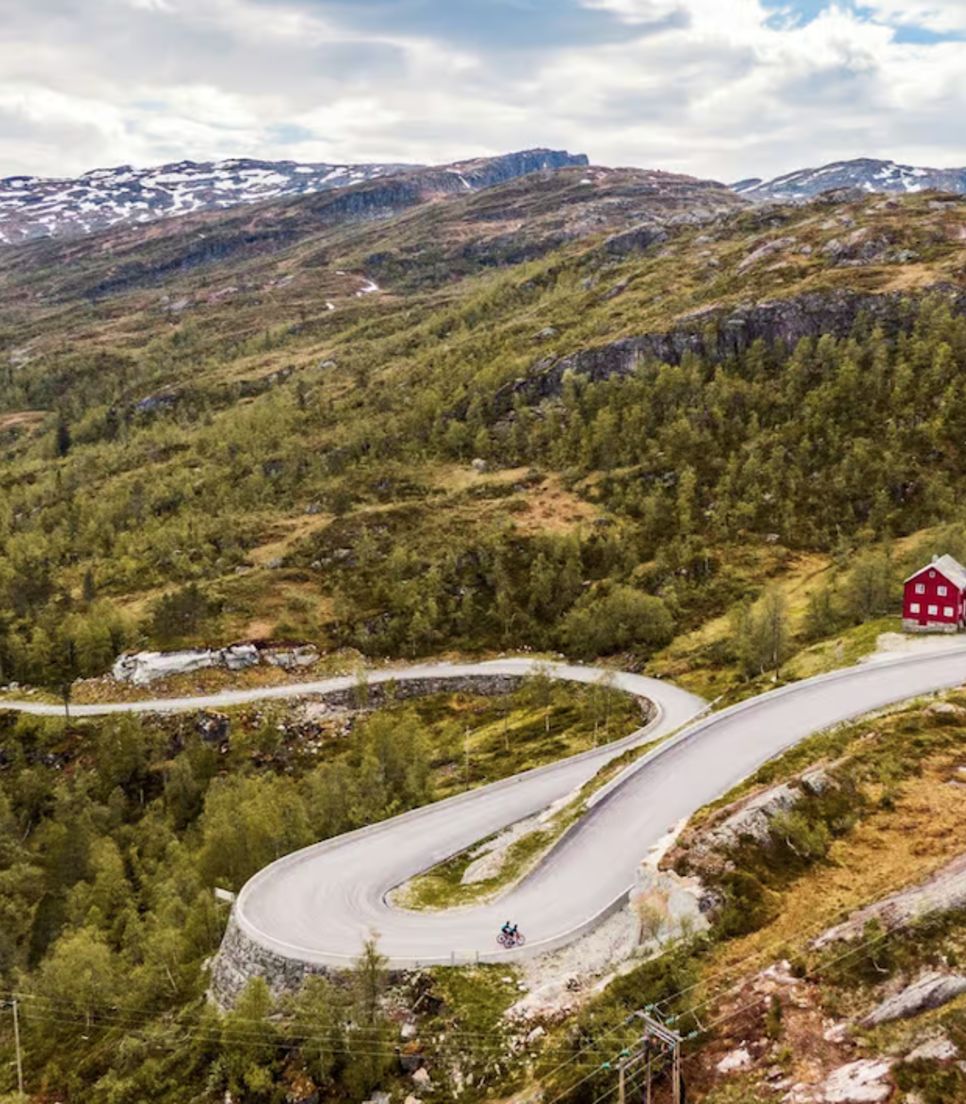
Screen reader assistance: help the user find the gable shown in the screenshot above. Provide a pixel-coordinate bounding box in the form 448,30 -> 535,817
904,565 -> 965,593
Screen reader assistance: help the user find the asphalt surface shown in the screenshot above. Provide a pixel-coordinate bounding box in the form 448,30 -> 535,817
231,648 -> 966,969
0,658 -> 700,718
7,651 -> 965,970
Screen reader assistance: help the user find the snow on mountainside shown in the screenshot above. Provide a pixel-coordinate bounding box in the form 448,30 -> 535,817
737,157 -> 966,202
0,158 -> 418,245
0,149 -> 589,245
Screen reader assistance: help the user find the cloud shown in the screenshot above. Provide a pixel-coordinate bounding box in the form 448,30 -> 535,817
0,0 -> 963,181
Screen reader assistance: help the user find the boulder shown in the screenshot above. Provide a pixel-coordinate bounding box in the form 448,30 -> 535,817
223,644 -> 259,671
112,649 -> 221,686
906,1035 -> 958,1062
411,1067 -> 433,1093
863,972 -> 966,1026
717,1047 -> 752,1073
820,1059 -> 893,1103
262,644 -> 319,670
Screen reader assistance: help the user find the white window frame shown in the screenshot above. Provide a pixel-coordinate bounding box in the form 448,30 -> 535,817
944,606 -> 954,617
910,602 -> 920,613
928,604 -> 938,616
915,583 -> 925,594
938,585 -> 948,596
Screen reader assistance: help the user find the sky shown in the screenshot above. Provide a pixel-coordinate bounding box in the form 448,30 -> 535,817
0,0 -> 964,182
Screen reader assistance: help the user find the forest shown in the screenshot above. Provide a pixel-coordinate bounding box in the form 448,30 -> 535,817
0,678 -> 636,1102
0,294 -> 962,685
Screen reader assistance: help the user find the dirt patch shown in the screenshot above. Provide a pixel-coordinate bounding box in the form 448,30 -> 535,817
508,476 -> 599,535
0,409 -> 47,433
862,630 -> 966,664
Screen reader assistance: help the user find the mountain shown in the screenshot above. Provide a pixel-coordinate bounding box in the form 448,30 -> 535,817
2,163 -> 740,302
735,157 -> 966,201
0,148 -> 588,245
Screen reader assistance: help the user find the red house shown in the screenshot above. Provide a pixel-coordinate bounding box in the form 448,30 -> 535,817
902,554 -> 966,633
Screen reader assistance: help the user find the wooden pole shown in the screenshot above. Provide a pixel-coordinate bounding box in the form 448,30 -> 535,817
12,998 -> 23,1096
672,1039 -> 681,1104
645,1042 -> 652,1104
618,1055 -> 626,1104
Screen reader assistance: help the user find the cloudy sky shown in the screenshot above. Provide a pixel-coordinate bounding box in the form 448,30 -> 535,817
1,0 -> 964,182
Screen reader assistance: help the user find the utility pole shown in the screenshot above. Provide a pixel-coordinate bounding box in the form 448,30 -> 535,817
607,1010 -> 683,1104
637,1011 -> 683,1104
464,726 -> 470,788
3,998 -> 23,1096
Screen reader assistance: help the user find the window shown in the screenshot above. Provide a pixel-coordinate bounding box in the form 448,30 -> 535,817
938,585 -> 948,596
915,583 -> 925,594
928,604 -> 938,616
910,603 -> 920,613
945,606 -> 954,617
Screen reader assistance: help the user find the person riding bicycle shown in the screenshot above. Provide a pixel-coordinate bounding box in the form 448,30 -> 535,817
501,920 -> 518,939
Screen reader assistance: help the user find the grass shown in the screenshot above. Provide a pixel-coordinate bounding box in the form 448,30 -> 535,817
393,728 -> 671,911
398,683 -> 646,797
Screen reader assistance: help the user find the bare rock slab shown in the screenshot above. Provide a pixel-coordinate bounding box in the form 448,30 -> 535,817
863,971 -> 966,1026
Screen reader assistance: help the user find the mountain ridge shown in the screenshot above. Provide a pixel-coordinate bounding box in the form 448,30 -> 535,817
0,148 -> 589,245
736,156 -> 966,201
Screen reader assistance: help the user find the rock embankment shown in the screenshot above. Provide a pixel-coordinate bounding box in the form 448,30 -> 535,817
666,764 -> 841,879
812,852 -> 966,949
112,642 -> 320,686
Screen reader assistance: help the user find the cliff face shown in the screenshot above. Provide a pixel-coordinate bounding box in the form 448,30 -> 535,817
492,287 -> 966,412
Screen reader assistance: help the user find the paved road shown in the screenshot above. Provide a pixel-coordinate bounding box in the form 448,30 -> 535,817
230,647 -> 966,969
0,658 -> 700,718
8,651 -> 965,970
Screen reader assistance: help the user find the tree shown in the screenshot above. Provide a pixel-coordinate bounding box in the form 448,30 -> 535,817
33,927 -> 118,1030
803,584 -> 844,642
55,419 -> 72,457
343,938 -> 394,1101
560,586 -> 674,658
734,587 -> 790,677
220,977 -> 277,1101
842,550 -> 894,623
287,975 -> 346,1090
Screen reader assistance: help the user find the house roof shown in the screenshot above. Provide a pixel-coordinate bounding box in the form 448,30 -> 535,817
904,553 -> 966,590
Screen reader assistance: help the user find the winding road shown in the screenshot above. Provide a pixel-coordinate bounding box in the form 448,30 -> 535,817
5,651 -> 966,973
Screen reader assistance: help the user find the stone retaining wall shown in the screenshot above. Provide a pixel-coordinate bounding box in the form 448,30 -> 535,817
316,673 -> 528,711
211,914 -> 337,1006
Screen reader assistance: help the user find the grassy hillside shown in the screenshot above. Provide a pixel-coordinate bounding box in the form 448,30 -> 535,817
0,172 -> 961,690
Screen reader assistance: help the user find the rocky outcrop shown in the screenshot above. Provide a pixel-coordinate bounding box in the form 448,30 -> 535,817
817,1058 -> 894,1103
304,673 -> 533,714
667,765 -> 839,878
862,971 -> 966,1026
601,221 -> 669,257
812,852 -> 966,948
112,642 -> 319,686
491,288 -> 966,413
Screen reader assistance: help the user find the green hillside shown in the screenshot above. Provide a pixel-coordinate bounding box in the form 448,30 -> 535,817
0,174 -> 962,689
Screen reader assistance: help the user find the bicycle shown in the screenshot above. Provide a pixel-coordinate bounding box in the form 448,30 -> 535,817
497,929 -> 526,948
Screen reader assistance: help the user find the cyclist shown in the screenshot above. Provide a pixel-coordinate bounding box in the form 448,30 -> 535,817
500,921 -> 518,942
